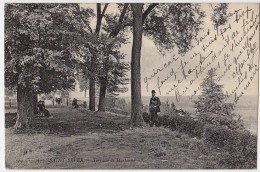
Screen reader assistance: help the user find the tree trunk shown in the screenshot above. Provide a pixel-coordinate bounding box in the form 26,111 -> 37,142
32,94 -> 38,115
89,77 -> 96,111
88,3 -> 106,112
14,85 -> 36,129
130,4 -> 144,127
98,76 -> 107,111
84,88 -> 86,97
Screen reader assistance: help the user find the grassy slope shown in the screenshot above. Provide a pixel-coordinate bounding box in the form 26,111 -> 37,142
5,107 -> 228,169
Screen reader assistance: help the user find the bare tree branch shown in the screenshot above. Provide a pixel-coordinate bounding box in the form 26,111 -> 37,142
142,3 -> 159,23
117,3 -> 159,28
95,3 -> 108,34
101,3 -> 109,17
109,3 -> 129,37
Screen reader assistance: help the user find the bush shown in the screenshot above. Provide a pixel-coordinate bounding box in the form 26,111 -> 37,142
143,111 -> 257,169
204,124 -> 257,169
143,112 -> 205,138
166,114 -> 205,138
143,112 -> 150,123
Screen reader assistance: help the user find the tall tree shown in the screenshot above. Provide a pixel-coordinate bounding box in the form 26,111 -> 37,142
5,4 -> 91,129
129,3 -> 205,126
130,4 -> 144,127
88,3 -> 108,111
97,3 -> 130,111
77,4 -> 130,112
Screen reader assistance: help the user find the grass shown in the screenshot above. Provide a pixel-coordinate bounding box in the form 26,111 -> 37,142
5,106 -> 232,169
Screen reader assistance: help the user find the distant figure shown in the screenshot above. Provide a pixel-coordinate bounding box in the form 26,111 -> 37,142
72,98 -> 79,108
55,97 -> 62,105
37,100 -> 50,117
149,90 -> 161,127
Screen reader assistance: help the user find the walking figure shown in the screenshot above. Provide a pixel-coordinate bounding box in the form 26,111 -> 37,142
149,90 -> 161,127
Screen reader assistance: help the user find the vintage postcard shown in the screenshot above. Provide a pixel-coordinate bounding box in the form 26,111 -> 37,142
4,3 -> 259,169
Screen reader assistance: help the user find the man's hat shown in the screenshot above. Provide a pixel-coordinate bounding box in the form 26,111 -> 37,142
151,90 -> 156,93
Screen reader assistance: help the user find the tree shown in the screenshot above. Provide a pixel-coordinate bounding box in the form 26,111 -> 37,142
77,4 -> 130,112
129,3 -> 205,126
194,69 -> 244,129
74,3 -> 108,111
97,3 -> 131,111
210,3 -> 229,31
98,48 -> 130,111
5,4 -> 90,129
130,4 -> 144,127
87,4 -> 108,111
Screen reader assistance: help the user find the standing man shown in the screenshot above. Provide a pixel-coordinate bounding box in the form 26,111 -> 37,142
149,90 -> 161,127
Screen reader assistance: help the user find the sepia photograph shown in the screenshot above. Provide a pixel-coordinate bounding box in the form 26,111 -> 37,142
4,2 -> 259,169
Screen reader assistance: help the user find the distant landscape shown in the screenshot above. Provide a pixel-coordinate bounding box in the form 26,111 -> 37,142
5,95 -> 258,135
121,95 -> 258,135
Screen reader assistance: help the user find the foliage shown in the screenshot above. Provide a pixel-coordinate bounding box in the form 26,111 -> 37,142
75,4 -> 130,96
211,3 -> 229,28
4,4 -> 92,93
194,69 -> 244,129
143,109 -> 205,138
143,3 -> 205,55
204,124 -> 257,169
143,107 -> 256,169
105,54 -> 130,96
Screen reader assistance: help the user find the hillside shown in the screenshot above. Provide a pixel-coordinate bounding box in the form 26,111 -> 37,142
6,107 -> 231,169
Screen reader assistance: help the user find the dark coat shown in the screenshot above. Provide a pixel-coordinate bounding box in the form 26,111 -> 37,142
149,96 -> 161,112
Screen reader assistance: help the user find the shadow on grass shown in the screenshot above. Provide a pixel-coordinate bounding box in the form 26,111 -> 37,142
5,108 -> 130,137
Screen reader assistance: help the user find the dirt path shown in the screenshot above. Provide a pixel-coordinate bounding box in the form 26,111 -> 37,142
5,107 -> 226,169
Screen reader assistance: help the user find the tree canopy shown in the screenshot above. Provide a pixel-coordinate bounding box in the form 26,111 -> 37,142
5,3 -> 95,93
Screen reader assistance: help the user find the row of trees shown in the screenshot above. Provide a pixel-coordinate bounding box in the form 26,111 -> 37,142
5,3 -> 228,129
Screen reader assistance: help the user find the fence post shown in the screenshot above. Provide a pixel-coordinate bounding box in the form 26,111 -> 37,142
9,99 -> 11,108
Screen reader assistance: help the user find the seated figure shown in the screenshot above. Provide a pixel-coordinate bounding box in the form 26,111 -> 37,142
37,101 -> 50,117
38,101 -> 45,116
72,98 -> 79,108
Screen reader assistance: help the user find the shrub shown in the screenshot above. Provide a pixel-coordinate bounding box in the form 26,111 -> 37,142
164,114 -> 205,138
143,112 -> 205,138
143,111 -> 257,169
204,124 -> 257,169
142,112 -> 150,123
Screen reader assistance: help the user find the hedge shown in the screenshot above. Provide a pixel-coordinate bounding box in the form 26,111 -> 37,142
142,112 -> 257,169
204,124 -> 257,169
143,112 -> 205,138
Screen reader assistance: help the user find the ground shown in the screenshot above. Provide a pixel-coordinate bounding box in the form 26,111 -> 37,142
5,107 -> 228,169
